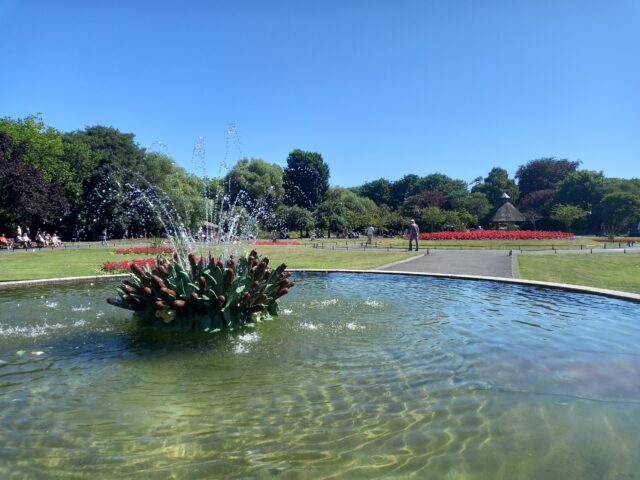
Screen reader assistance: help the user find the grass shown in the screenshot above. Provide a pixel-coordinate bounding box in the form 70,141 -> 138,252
2,243 -> 639,295
518,253 -> 640,294
0,245 -> 420,281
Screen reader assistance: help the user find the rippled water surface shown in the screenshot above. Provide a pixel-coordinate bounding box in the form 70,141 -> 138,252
0,273 -> 639,479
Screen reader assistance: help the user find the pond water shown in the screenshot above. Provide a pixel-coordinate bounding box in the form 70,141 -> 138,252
0,272 -> 639,479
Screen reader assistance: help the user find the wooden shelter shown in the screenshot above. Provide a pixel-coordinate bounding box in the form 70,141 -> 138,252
490,201 -> 525,224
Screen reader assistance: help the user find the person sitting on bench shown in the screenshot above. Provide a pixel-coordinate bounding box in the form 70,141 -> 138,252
0,233 -> 12,248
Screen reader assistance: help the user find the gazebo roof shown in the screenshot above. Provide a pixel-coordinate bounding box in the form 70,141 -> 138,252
490,202 -> 525,223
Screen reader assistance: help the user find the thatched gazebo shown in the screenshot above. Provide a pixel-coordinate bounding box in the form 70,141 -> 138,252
490,193 -> 525,226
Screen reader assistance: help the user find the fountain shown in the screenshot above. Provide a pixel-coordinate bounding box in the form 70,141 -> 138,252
106,250 -> 294,330
1,133 -> 639,478
1,273 -> 639,478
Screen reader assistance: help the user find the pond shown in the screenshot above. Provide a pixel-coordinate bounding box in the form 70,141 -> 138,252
0,272 -> 638,479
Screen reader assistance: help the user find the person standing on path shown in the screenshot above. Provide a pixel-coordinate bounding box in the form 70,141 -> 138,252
367,225 -> 375,244
100,228 -> 108,246
408,219 -> 420,251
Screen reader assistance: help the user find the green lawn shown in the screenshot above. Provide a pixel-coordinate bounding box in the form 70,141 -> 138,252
518,253 -> 640,294
0,246 -> 420,281
2,244 -> 639,295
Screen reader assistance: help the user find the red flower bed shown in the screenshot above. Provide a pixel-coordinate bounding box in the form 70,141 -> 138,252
253,241 -> 301,245
102,258 -> 157,272
113,246 -> 174,254
405,230 -> 574,241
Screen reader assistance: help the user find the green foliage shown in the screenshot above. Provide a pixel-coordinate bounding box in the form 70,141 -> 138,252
472,167 -> 519,210
358,178 -> 393,206
599,192 -> 640,236
283,149 -> 330,209
107,251 -> 294,331
419,206 -> 446,233
515,157 -> 581,197
415,173 -> 469,209
278,205 -> 315,236
225,157 -> 284,209
550,204 -> 588,232
0,114 -> 72,188
386,174 -> 417,208
461,192 -> 492,221
313,188 -> 377,236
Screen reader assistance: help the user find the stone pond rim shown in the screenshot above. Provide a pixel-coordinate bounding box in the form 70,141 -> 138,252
0,269 -> 638,304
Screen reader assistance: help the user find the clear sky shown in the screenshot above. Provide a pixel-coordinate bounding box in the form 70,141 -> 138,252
1,0 -> 638,186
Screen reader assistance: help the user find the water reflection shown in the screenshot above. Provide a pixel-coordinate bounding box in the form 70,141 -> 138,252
0,273 -> 639,479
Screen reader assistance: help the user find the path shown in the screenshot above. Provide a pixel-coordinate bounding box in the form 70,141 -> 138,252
377,249 -> 517,278
376,245 -> 640,278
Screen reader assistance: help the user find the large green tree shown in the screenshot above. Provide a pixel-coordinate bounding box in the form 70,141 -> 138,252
389,174 -> 420,208
472,167 -> 519,210
224,158 -> 284,209
283,149 -> 330,209
277,205 -> 315,237
599,192 -> 640,237
515,157 -> 581,197
415,173 -> 469,209
357,178 -> 393,206
0,133 -> 69,232
0,114 -> 72,189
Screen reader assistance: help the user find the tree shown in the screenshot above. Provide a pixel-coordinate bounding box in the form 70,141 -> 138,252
461,192 -> 492,222
389,174 -> 420,208
278,205 -> 315,237
521,210 -> 543,230
550,204 -> 588,232
314,201 -> 347,238
472,167 -> 519,210
224,158 -> 284,209
402,190 -> 447,219
358,178 -> 392,206
0,114 -> 72,188
599,192 -> 640,237
0,133 -> 69,232
67,126 -> 156,239
442,210 -> 478,231
553,171 -> 605,210
518,189 -> 556,213
515,157 -> 581,197
419,206 -> 446,233
415,173 -> 469,209
283,149 -> 330,209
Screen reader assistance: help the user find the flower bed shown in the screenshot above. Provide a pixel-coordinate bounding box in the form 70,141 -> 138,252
103,258 -> 157,272
253,241 -> 301,245
113,246 -> 174,254
405,230 -> 575,241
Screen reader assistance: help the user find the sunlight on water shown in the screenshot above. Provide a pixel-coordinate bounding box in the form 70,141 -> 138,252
0,273 -> 639,479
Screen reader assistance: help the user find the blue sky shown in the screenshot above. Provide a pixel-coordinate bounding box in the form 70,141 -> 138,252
1,0 -> 638,186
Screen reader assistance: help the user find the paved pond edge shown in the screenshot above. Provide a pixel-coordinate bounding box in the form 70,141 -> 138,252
1,270 -> 638,304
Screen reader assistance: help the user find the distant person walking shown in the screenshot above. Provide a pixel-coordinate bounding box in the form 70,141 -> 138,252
100,228 -> 108,246
367,225 -> 375,244
408,219 -> 420,251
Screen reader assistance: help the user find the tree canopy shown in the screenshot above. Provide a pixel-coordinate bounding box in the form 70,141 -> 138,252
515,157 -> 581,197
283,149 -> 330,209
